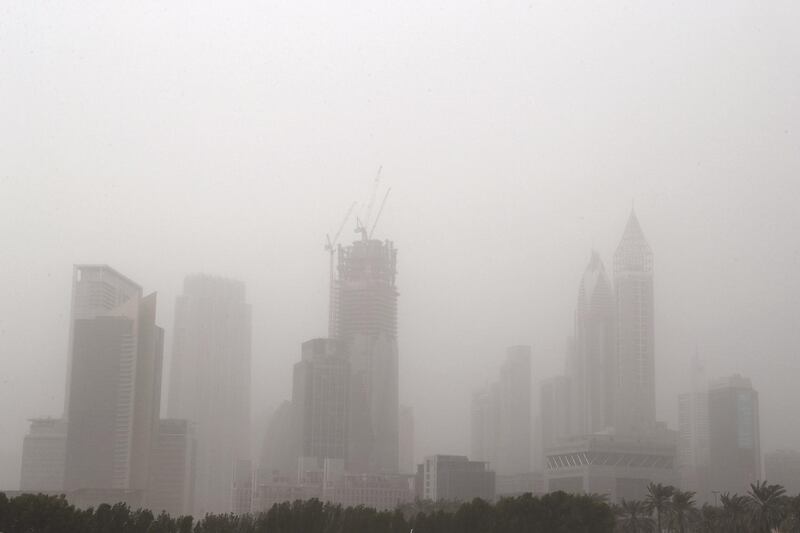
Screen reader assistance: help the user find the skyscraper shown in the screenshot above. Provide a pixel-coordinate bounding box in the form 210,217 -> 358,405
293,338 -> 349,464
333,237 -> 399,473
569,252 -> 616,436
167,275 -> 252,515
613,211 -> 656,435
708,374 -> 761,496
470,346 -> 532,476
497,346 -> 532,475
63,266 -> 163,493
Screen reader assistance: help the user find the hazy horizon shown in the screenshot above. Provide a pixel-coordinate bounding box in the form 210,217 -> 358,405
2,1 -> 799,489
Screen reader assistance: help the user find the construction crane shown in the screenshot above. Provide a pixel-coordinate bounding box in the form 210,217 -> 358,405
369,187 -> 391,239
325,202 -> 356,335
355,165 -> 382,240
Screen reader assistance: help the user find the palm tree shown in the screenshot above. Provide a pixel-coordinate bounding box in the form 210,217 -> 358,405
616,499 -> 654,533
720,493 -> 749,533
697,503 -> 722,533
644,482 -> 674,532
746,480 -> 787,533
669,490 -> 696,533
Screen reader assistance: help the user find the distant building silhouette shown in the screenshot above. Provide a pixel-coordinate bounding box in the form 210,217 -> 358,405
568,252 -> 615,436
19,417 -> 66,492
677,354 -> 710,501
613,211 -> 656,435
471,346 -> 532,476
764,449 -> 800,495
333,237 -> 399,473
259,401 -> 299,479
539,375 -> 570,453
147,419 -> 196,517
63,265 -> 163,494
708,374 -> 761,496
293,338 -> 350,465
167,275 -> 252,515
398,405 -> 415,475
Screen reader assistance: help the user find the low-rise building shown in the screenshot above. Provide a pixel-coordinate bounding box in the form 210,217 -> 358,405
19,418 -> 67,492
416,455 -> 495,502
545,430 -> 677,503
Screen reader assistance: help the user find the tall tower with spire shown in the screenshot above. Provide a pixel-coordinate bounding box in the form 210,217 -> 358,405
569,251 -> 616,436
613,210 -> 655,435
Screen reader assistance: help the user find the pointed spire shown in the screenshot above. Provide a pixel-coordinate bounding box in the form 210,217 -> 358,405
614,209 -> 652,274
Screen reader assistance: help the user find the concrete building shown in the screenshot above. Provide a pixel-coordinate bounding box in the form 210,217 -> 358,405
63,266 -> 163,494
416,455 -> 495,502
471,346 -> 532,476
569,252 -> 615,436
334,237 -> 399,473
613,211 -> 656,436
293,338 -> 349,463
399,405 -> 415,474
231,459 -> 254,515
545,431 -> 677,503
19,418 -> 66,492
708,375 -> 760,496
147,419 -> 196,517
764,450 -> 800,495
167,275 -> 252,515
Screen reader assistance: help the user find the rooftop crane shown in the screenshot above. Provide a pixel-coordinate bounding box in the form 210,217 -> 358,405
355,165 -> 382,240
369,187 -> 391,240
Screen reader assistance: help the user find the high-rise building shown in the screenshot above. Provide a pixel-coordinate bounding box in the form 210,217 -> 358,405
613,211 -> 656,436
19,417 -> 66,492
333,237 -> 399,473
569,252 -> 615,436
764,450 -> 800,495
147,419 -> 196,517
497,346 -> 532,475
399,405 -> 415,475
167,275 -> 252,515
293,338 -> 349,464
259,401 -> 300,479
708,375 -> 761,496
470,388 -> 497,468
63,266 -> 163,493
470,347 -> 532,476
64,265 -> 143,415
677,354 -> 710,499
416,455 -> 495,502
539,376 -> 571,453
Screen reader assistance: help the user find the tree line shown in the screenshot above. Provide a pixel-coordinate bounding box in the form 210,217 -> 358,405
1,491 -> 611,533
2,481 -> 800,533
615,481 -> 800,533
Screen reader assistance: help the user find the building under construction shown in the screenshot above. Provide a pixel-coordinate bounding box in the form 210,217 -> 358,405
332,236 -> 399,474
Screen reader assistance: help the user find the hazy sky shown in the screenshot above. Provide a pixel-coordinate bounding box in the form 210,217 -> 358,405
2,2 -> 799,488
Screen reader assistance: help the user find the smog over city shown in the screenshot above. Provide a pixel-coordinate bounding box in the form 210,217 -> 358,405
1,2 -> 799,531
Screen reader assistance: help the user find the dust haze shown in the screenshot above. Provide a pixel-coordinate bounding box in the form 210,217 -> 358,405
1,1 -> 799,495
